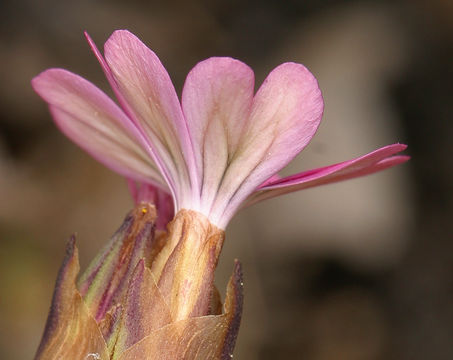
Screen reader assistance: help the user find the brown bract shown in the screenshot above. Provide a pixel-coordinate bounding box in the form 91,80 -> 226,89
34,204 -> 243,360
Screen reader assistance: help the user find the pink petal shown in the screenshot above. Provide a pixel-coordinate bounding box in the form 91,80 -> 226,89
85,32 -> 118,97
32,69 -> 166,187
246,144 -> 409,206
181,57 -> 255,214
212,63 -> 324,227
260,174 -> 281,187
86,31 -> 176,200
103,30 -> 197,208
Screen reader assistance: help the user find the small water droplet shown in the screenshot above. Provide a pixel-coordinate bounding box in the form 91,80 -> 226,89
86,353 -> 101,360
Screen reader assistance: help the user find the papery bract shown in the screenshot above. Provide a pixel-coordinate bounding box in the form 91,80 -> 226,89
35,204 -> 242,360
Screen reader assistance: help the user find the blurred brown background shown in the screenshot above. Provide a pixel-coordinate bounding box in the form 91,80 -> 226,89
0,0 -> 452,359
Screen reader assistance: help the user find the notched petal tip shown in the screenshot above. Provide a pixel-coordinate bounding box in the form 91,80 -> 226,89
185,56 -> 254,81
393,143 -> 408,152
108,29 -> 135,40
261,61 -> 325,122
31,68 -> 70,99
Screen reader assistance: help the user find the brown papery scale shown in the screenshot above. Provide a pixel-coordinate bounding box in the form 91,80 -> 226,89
35,203 -> 243,360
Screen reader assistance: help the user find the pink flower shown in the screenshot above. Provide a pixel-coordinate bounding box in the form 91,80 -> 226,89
32,30 -> 408,229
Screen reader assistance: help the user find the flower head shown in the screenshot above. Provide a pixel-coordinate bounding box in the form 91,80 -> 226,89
32,30 -> 408,229
32,30 -> 409,360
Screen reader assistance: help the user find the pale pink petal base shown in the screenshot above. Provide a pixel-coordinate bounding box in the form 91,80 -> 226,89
181,57 -> 255,214
245,144 -> 409,207
103,30 -> 197,208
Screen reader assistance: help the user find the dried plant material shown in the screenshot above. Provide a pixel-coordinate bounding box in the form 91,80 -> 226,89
154,210 -> 224,321
35,205 -> 242,360
117,260 -> 243,360
35,237 -> 109,360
